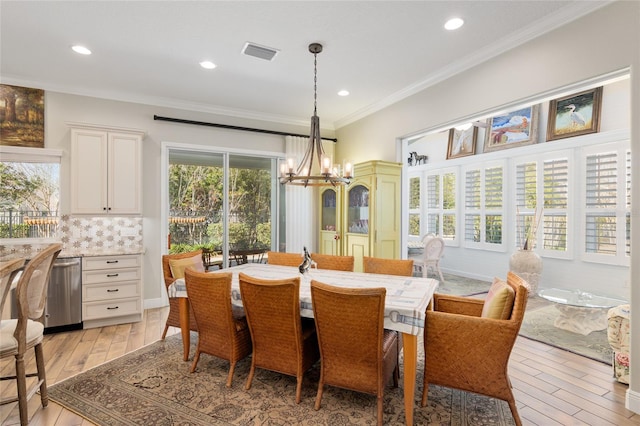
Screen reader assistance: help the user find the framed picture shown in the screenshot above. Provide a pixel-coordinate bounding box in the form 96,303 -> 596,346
0,84 -> 45,148
447,125 -> 477,159
483,105 -> 539,153
547,86 -> 602,141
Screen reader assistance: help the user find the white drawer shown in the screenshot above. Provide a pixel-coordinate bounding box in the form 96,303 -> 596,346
83,268 -> 140,284
82,298 -> 141,321
83,255 -> 141,271
83,281 -> 140,302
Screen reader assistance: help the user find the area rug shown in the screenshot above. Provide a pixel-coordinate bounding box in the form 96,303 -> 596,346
48,333 -> 516,425
519,304 -> 612,365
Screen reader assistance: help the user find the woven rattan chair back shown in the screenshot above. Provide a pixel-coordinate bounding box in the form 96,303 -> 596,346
184,269 -> 252,386
0,258 -> 24,318
0,243 -> 61,426
310,280 -> 399,426
238,272 -> 319,403
421,271 -> 529,426
310,253 -> 354,272
363,256 -> 414,277
161,250 -> 202,338
265,251 -> 302,267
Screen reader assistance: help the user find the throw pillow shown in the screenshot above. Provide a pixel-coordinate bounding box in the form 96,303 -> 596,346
481,277 -> 515,320
169,254 -> 205,279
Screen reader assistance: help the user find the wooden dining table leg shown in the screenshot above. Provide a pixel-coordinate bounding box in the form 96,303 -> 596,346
178,298 -> 190,361
402,332 -> 417,426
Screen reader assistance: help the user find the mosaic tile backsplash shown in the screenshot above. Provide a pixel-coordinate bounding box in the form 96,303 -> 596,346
0,215 -> 143,255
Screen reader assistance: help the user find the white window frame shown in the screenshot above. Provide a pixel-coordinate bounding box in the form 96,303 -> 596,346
462,160 -> 505,251
580,140 -> 631,266
424,167 -> 459,246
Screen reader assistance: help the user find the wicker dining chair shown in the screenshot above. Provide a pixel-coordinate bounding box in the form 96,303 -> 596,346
184,269 -> 252,386
421,271 -> 529,426
265,251 -> 303,267
310,253 -> 355,272
161,250 -> 204,339
363,256 -> 414,277
238,272 -> 319,403
310,280 -> 399,426
0,243 -> 61,426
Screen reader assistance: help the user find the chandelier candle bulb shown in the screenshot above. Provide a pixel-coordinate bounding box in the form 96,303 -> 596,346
322,156 -> 331,174
344,161 -> 353,178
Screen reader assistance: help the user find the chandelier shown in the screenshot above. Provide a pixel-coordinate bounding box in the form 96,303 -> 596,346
279,43 -> 352,187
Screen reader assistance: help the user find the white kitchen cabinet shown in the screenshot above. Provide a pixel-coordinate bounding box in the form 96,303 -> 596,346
82,254 -> 142,329
70,125 -> 144,215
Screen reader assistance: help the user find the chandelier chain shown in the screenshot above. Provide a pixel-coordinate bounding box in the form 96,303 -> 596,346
313,52 -> 318,116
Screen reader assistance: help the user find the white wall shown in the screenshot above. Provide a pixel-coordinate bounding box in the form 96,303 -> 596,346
43,92 -> 316,305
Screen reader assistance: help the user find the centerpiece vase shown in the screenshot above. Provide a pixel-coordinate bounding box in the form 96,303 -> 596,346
509,249 -> 542,296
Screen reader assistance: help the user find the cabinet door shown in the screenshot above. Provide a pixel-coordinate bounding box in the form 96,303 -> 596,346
373,174 -> 401,259
108,132 -> 142,214
71,129 -> 108,214
319,188 -> 341,255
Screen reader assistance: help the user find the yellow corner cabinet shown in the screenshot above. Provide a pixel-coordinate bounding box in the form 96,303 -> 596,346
319,160 -> 402,272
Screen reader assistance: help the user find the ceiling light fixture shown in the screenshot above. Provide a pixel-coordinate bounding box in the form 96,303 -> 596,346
338,90 -> 350,96
71,45 -> 92,55
444,17 -> 464,30
199,60 -> 216,69
279,43 -> 352,187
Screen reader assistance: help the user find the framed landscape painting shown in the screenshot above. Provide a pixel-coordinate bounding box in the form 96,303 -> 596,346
447,125 -> 477,159
0,84 -> 45,148
483,105 -> 539,153
547,86 -> 602,141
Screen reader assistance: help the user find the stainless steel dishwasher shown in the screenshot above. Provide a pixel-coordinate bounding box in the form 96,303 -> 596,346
11,256 -> 83,333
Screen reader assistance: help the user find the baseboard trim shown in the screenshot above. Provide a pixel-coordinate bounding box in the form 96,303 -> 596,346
144,297 -> 167,310
626,388 -> 640,414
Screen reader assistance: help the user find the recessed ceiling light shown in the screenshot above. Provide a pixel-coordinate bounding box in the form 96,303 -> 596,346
71,45 -> 91,55
338,90 -> 350,97
199,61 -> 216,69
444,17 -> 464,31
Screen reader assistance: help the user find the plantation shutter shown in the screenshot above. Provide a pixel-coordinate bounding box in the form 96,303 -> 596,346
585,151 -> 617,255
543,158 -> 569,251
484,166 -> 503,244
515,162 -> 537,248
464,169 -> 481,242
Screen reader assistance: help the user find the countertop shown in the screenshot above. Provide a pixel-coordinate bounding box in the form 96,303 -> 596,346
0,247 -> 145,262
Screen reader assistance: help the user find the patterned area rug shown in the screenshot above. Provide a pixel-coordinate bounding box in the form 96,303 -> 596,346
519,304 -> 613,365
48,333 -> 516,425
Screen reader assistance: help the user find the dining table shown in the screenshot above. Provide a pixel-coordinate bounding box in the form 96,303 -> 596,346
168,262 -> 438,426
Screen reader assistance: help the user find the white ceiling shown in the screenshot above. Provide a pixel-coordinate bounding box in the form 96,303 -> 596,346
0,1 -> 608,130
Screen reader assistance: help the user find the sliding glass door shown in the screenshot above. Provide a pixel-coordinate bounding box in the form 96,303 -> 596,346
167,148 -> 282,266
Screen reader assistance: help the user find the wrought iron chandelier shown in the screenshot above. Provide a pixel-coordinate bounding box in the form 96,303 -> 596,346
279,43 -> 352,187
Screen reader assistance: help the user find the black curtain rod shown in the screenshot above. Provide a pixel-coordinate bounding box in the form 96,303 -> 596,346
153,115 -> 338,142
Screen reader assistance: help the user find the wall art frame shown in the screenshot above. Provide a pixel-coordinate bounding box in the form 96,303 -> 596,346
546,86 -> 603,141
447,125 -> 477,159
483,105 -> 539,153
0,84 -> 45,148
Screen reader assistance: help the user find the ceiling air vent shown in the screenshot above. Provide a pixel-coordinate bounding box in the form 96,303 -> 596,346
242,42 -> 279,61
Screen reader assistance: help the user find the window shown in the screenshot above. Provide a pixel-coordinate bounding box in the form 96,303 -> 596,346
463,162 -> 504,249
514,152 -> 570,258
408,176 -> 420,237
582,141 -> 630,264
0,147 -> 62,240
426,169 -> 457,242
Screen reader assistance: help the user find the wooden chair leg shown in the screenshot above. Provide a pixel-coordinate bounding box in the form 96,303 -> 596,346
189,351 -> 200,373
314,383 -> 324,410
377,394 -> 384,426
15,354 -> 28,426
420,382 -> 429,407
295,376 -> 303,404
508,399 -> 522,426
226,361 -> 237,388
35,344 -> 48,407
161,323 -> 169,340
245,362 -> 256,390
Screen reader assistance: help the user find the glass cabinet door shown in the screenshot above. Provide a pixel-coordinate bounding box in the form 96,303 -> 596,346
321,188 -> 337,231
347,184 -> 369,234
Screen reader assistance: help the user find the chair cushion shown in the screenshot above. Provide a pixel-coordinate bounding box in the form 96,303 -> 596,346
169,254 -> 205,279
481,277 -> 515,320
0,319 -> 45,357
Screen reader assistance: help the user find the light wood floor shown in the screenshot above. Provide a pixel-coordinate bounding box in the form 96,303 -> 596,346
1,307 -> 638,426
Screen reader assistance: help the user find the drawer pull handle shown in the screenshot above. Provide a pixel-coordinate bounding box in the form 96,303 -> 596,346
107,274 -> 119,277
107,306 -> 119,310
106,260 -> 119,264
107,289 -> 119,292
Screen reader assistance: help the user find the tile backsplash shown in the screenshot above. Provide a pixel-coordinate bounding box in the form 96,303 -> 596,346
0,215 -> 143,254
